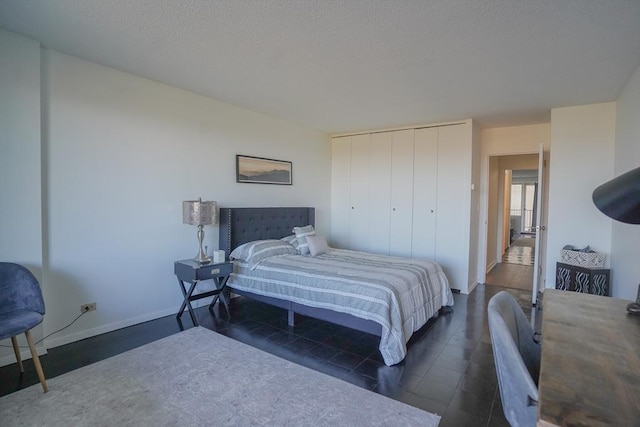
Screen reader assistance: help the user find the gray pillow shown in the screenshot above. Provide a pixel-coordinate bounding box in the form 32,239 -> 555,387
293,225 -> 315,255
280,235 -> 301,252
230,239 -> 299,269
306,234 -> 330,256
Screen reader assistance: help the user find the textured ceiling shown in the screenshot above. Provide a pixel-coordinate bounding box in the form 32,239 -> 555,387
1,0 -> 639,134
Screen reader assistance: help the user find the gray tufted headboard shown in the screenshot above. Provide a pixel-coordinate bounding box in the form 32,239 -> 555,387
218,207 -> 315,258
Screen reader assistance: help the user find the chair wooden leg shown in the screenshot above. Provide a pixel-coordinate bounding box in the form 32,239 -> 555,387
10,336 -> 24,373
24,330 -> 48,393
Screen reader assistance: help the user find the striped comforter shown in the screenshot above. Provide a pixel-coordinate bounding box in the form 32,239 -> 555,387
228,249 -> 454,366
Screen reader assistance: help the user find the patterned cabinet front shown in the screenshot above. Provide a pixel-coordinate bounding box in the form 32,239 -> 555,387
555,262 -> 610,296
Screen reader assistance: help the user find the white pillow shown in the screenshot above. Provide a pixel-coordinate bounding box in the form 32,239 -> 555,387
293,225 -> 315,255
306,234 -> 330,256
230,239 -> 299,269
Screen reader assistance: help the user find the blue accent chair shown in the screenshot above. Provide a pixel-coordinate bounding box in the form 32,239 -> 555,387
0,262 -> 48,392
488,291 -> 540,427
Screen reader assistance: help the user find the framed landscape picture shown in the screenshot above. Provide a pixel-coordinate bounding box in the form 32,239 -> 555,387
236,155 -> 292,185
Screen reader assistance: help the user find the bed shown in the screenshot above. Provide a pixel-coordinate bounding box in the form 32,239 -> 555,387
218,207 -> 454,366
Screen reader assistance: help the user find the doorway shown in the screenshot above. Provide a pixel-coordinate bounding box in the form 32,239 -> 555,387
503,171 -> 538,266
485,155 -> 539,292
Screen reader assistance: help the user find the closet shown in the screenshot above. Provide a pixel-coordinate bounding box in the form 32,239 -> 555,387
330,120 -> 478,293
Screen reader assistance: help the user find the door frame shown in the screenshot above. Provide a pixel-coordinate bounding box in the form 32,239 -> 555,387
531,143 -> 545,304
477,146 -> 549,300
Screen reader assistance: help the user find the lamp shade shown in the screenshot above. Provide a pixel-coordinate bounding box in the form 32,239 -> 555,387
182,198 -> 217,226
592,166 -> 640,224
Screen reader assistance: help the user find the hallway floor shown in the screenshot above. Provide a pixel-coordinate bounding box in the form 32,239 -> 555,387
502,245 -> 535,265
485,262 -> 534,292
502,235 -> 536,266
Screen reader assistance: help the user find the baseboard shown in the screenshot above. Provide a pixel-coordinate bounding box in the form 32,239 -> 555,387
468,281 -> 478,294
2,304 -> 205,366
0,344 -> 47,368
43,306 -> 178,350
486,260 -> 497,273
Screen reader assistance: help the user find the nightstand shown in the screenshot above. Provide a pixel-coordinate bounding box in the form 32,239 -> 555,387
174,259 -> 233,326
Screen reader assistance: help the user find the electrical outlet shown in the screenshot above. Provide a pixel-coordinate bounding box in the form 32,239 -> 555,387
81,302 -> 96,313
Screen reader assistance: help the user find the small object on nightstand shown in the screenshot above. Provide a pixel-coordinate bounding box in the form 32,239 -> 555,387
174,259 -> 233,327
213,250 -> 225,263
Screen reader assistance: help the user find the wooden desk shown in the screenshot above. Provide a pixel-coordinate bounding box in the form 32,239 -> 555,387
538,289 -> 640,427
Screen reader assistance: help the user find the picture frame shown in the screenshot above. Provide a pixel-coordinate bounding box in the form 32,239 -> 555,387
236,155 -> 292,185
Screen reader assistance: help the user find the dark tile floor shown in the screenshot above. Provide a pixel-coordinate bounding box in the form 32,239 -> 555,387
0,284 -> 537,426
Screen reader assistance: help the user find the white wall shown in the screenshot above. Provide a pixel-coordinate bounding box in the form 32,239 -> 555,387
478,124 -> 550,283
1,30 -> 331,362
545,103 -> 616,289
500,157 -> 538,175
612,65 -> 640,300
486,156 -> 499,270
0,30 -> 45,364
0,31 -> 42,269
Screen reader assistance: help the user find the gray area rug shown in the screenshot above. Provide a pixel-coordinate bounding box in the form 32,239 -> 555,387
0,327 -> 440,426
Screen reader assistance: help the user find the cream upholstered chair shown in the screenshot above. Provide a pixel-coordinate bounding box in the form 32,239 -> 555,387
0,263 -> 48,392
488,291 -> 540,427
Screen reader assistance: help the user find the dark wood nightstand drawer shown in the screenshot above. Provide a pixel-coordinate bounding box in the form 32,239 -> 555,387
195,262 -> 233,280
174,260 -> 233,282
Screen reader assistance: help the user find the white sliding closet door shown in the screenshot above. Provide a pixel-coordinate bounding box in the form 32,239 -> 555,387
331,137 -> 351,249
411,127 -> 438,260
389,129 -> 415,257
331,120 -> 476,293
369,132 -> 392,254
435,124 -> 470,289
349,134 -> 371,251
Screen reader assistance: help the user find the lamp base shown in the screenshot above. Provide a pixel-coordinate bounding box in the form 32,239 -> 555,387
627,302 -> 640,315
194,253 -> 211,264
194,224 -> 211,264
626,284 -> 640,315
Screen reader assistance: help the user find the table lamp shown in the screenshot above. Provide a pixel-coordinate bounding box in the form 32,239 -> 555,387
183,198 -> 217,264
592,166 -> 640,314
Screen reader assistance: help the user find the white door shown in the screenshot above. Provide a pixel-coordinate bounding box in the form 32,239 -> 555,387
532,143 -> 545,304
389,129 -> 415,257
369,132 -> 392,254
411,127 -> 438,259
435,124 -> 471,290
330,137 -> 351,249
349,134 -> 371,251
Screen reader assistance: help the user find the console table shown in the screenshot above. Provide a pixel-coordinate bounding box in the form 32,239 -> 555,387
555,262 -> 610,296
537,289 -> 640,426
